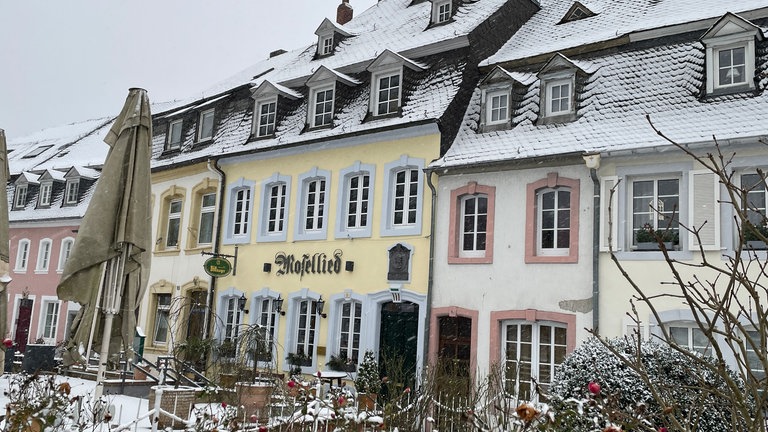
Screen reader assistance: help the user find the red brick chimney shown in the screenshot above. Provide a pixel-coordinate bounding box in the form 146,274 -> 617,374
337,0 -> 353,25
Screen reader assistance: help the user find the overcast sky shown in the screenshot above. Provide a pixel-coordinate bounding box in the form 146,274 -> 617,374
0,0 -> 378,141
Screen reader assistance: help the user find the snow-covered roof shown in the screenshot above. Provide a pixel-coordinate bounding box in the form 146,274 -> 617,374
435,22 -> 768,169
484,0 -> 768,65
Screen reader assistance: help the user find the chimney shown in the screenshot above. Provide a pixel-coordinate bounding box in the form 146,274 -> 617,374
337,0 -> 353,25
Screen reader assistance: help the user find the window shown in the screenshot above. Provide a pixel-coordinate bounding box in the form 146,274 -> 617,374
198,109 -> 215,141
449,183 -> 495,263
296,168 -> 330,241
36,239 -> 52,272
65,181 -> 79,205
167,120 -> 183,150
224,178 -> 254,245
525,174 -> 579,263
545,79 -> 571,116
701,13 -> 759,94
39,183 -> 52,207
41,300 -> 60,341
153,294 -> 171,344
23,145 -> 52,158
438,316 -> 472,377
14,239 -> 30,272
375,73 -> 401,116
294,299 -> 319,360
337,301 -> 362,365
257,174 -> 291,243
668,324 -> 712,356
487,92 -> 509,125
741,173 -> 766,227
256,99 -> 277,137
503,321 -> 567,400
381,156 -> 425,237
57,238 -> 74,272
14,185 -> 27,209
336,163 -> 376,239
460,195 -> 488,258
745,330 -> 765,382
198,193 -> 216,245
433,0 -> 452,24
254,297 -> 278,362
631,178 -> 679,247
311,87 -> 334,127
320,35 -> 334,55
224,297 -> 242,342
166,199 -> 182,248
717,47 -> 746,87
538,189 -> 571,255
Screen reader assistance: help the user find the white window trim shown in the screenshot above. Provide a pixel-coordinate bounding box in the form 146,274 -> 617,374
283,289 -> 322,373
335,162 -> 376,239
249,288 -> 282,368
370,67 -> 403,117
65,180 -> 79,205
502,320 -> 567,400
543,76 -> 574,117
485,90 -> 510,125
165,199 -> 183,248
152,293 -> 172,345
319,34 -> 334,56
57,237 -> 75,273
167,119 -> 183,150
14,239 -> 30,272
295,168 -> 331,241
536,188 -> 570,257
254,97 -> 278,138
214,288 -> 245,342
38,296 -> 61,344
432,0 -> 452,24
257,173 -> 292,243
198,108 -> 215,142
197,192 -> 216,246
39,182 -> 52,206
35,238 -> 53,273
381,156 -> 425,237
704,35 -> 756,94
14,184 -> 27,209
458,194 -> 488,258
309,84 -> 335,128
223,178 -> 255,245
325,292 -> 367,369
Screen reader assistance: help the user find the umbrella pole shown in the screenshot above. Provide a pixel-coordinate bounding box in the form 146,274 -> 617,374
95,244 -> 130,400
85,261 -> 109,367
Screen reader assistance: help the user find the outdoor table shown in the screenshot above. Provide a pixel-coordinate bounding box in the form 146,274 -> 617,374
311,370 -> 348,387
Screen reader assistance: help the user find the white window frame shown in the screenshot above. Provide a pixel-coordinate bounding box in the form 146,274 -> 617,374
257,173 -> 291,243
197,192 -> 216,246
167,119 -> 183,150
295,168 -> 331,241
745,329 -> 765,382
39,182 -> 52,207
255,98 -> 277,137
459,194 -> 488,258
537,188 -> 571,256
14,239 -> 30,272
667,323 -> 712,356
704,32 -> 756,94
215,289 -> 245,345
381,156 -> 425,237
715,45 -> 748,88
293,299 -> 319,364
251,294 -> 280,366
310,85 -> 335,128
39,297 -> 61,343
14,184 -> 27,209
432,0 -> 452,24
629,176 -> 681,248
165,199 -> 182,248
35,238 -> 52,273
486,90 -> 509,125
502,320 -> 567,401
198,109 -> 215,142
336,300 -> 362,365
336,162 -> 376,239
320,35 -> 334,55
153,293 -> 172,345
373,70 -> 402,116
543,77 -> 573,117
223,178 -> 255,245
65,180 -> 79,205
284,290 -> 322,372
57,237 -> 74,273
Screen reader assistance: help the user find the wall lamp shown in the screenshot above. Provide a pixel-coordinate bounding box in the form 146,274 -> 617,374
238,293 -> 249,314
273,295 -> 285,316
316,296 -> 327,318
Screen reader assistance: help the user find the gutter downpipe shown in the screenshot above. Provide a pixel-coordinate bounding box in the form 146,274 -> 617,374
583,153 -> 601,334
205,158 -> 226,340
423,166 -> 438,371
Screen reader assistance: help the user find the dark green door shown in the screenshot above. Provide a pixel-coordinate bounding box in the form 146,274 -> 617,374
379,301 -> 419,394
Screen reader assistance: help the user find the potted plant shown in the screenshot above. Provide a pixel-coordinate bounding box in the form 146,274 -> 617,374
326,353 -> 356,373
744,221 -> 768,249
215,339 -> 239,388
635,223 -> 678,250
354,350 -> 380,411
286,352 -> 311,377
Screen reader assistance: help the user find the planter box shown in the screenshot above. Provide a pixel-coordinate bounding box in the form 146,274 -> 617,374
746,240 -> 768,250
21,344 -> 56,373
236,381 -> 275,422
636,241 -> 674,251
357,393 -> 377,412
148,386 -> 197,429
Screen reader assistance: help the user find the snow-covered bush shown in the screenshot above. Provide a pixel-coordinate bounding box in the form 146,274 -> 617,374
550,337 -> 754,432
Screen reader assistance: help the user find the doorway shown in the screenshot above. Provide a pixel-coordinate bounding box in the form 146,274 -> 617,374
14,298 -> 33,353
379,301 -> 419,393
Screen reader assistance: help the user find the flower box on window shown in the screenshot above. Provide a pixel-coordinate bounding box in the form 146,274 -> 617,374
635,224 -> 678,251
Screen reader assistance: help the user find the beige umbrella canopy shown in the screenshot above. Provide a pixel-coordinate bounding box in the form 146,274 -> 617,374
57,88 -> 152,373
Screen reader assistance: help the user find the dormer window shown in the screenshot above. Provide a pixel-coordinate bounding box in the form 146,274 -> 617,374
14,185 -> 27,209
432,0 -> 452,24
537,53 -> 591,124
487,91 -> 509,125
250,80 -> 302,139
367,50 -> 426,119
701,13 -> 763,95
39,182 -> 52,207
167,120 -> 183,151
305,66 -> 360,129
198,109 -> 215,142
545,79 -> 573,116
314,18 -> 352,57
558,1 -> 597,24
256,99 -> 277,137
320,35 -> 334,56
375,73 -> 401,116
311,87 -> 335,127
65,181 -> 79,205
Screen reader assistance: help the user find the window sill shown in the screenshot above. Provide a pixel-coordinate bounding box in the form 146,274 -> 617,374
537,112 -> 577,125
13,269 -> 27,274
153,249 -> 181,257
707,84 -> 754,97
525,254 -> 577,264
185,246 -> 213,255
612,250 -> 692,261
448,255 -> 492,264
34,269 -> 49,274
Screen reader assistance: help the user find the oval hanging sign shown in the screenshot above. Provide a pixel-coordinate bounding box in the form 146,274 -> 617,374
204,257 -> 232,277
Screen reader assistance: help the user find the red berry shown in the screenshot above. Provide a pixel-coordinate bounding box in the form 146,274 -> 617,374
588,381 -> 601,395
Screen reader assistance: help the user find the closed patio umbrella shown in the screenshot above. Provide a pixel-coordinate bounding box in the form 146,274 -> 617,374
57,88 -> 152,397
0,130 -> 12,369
